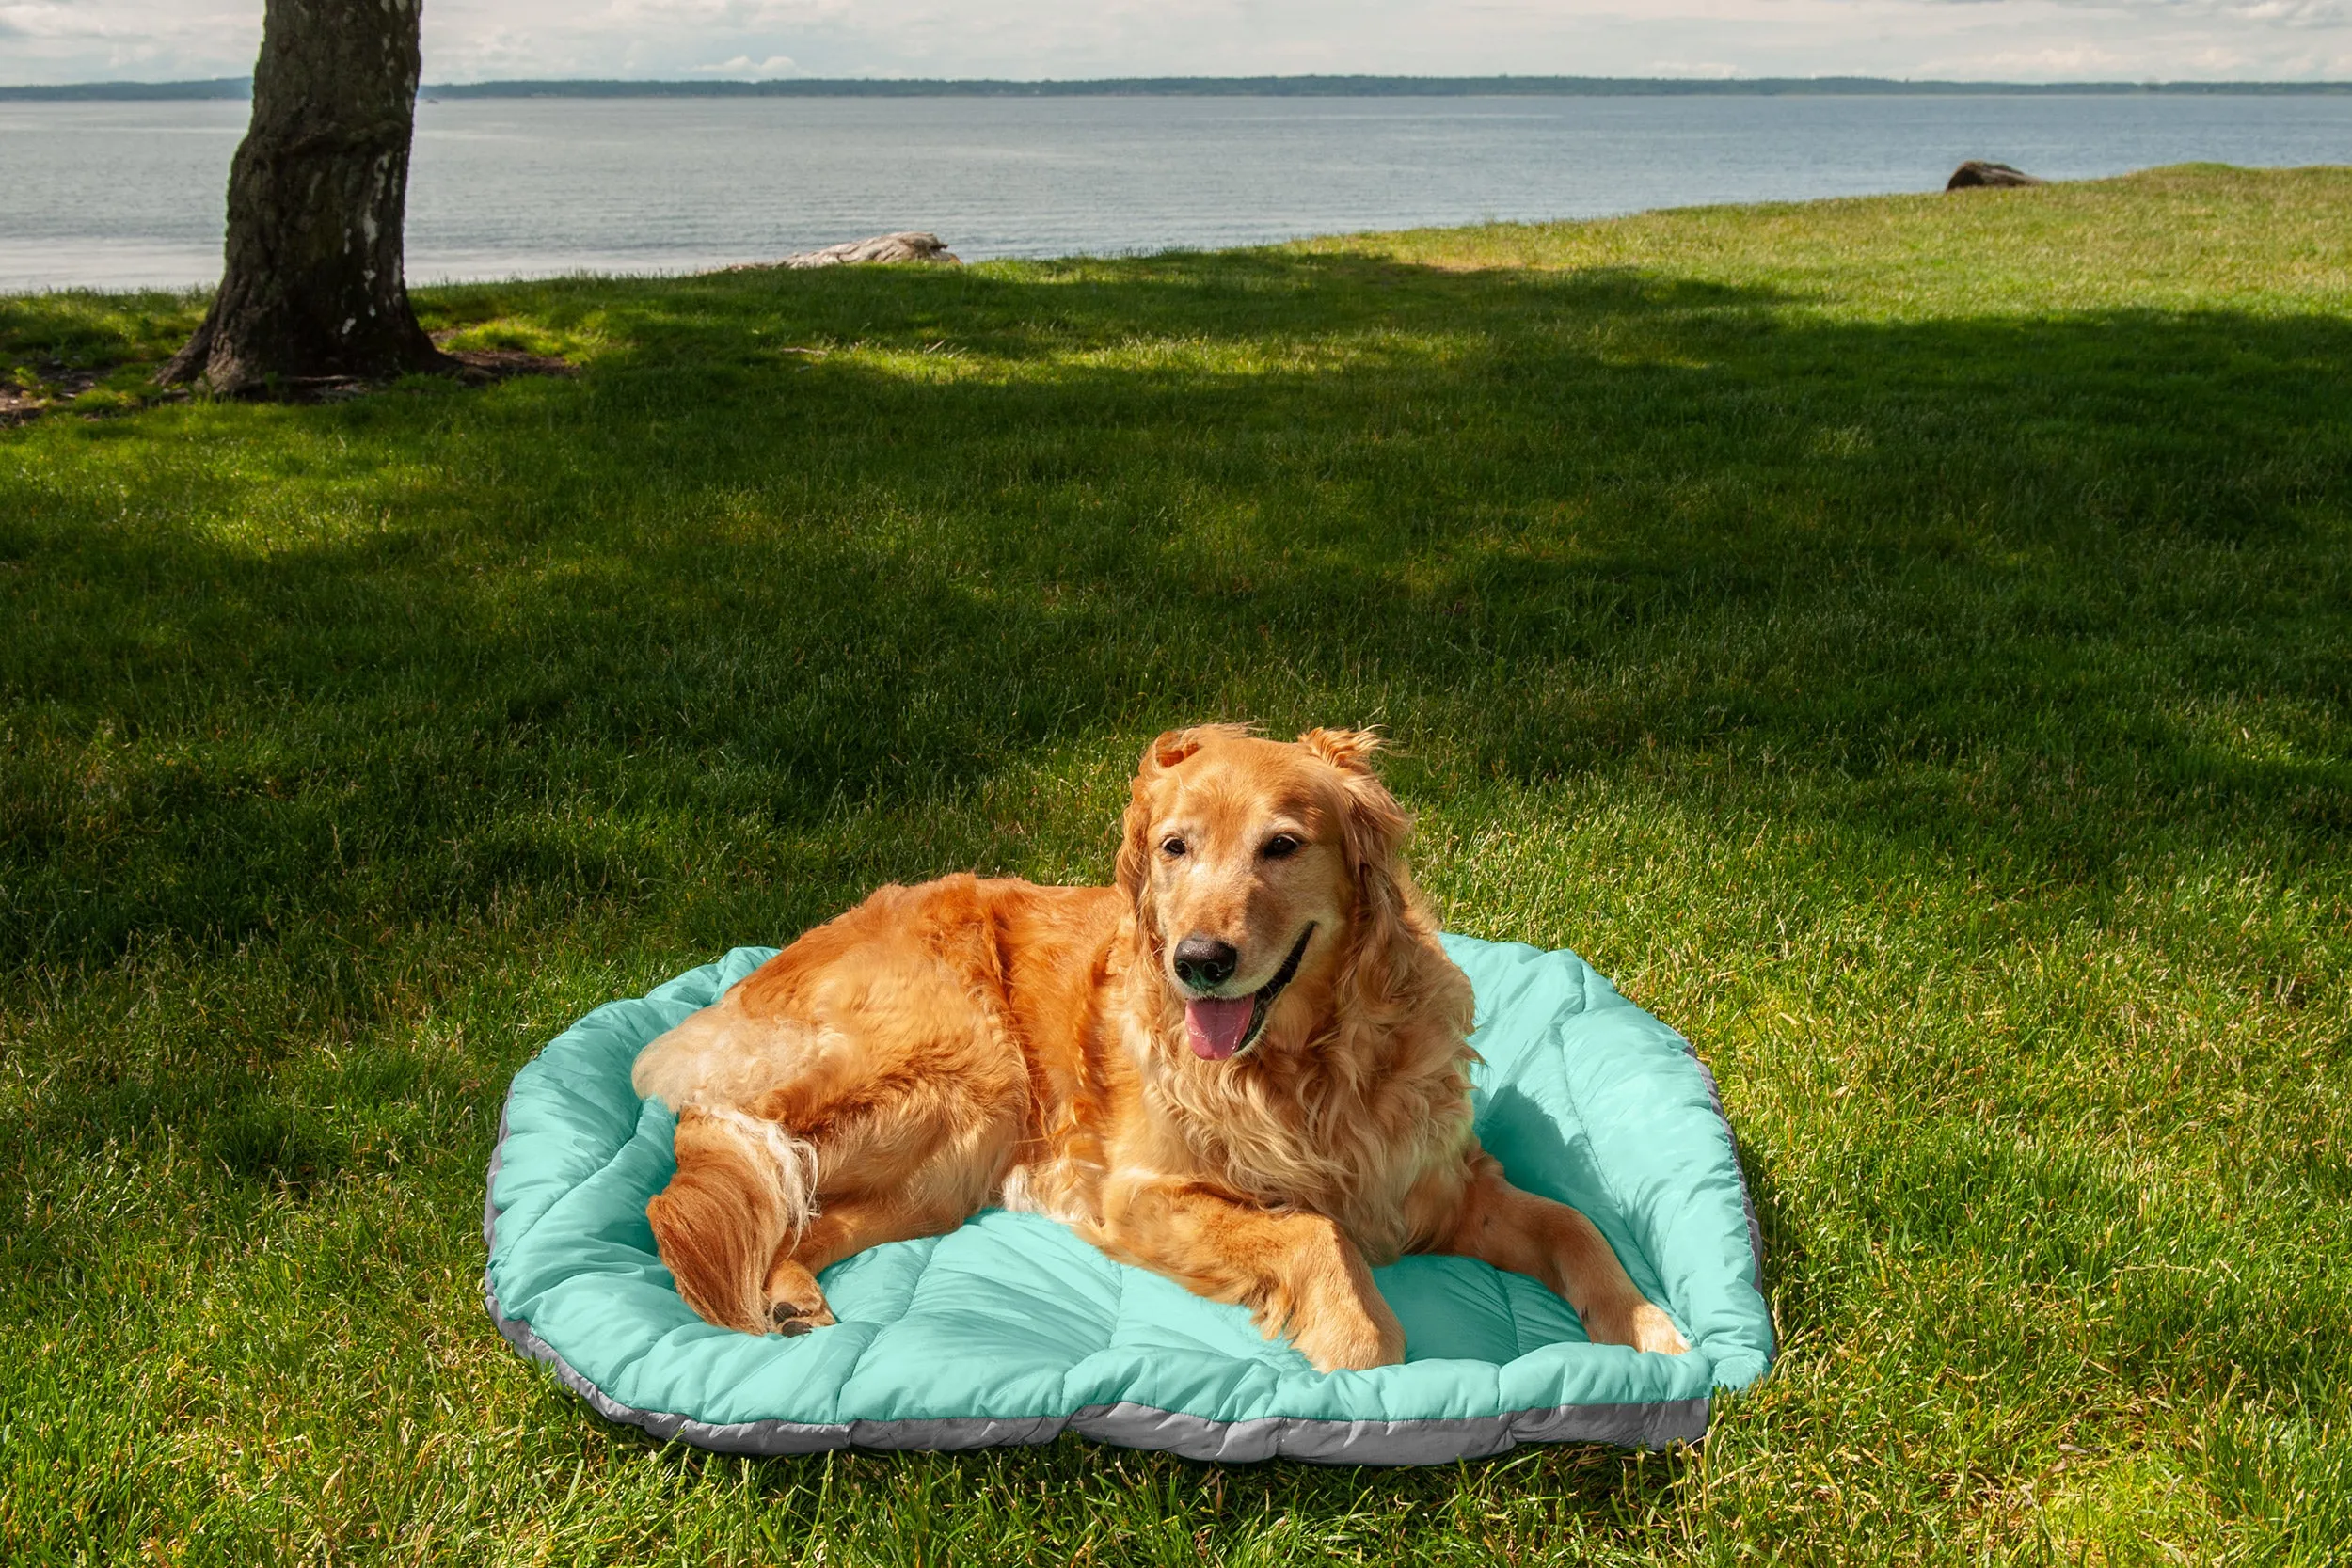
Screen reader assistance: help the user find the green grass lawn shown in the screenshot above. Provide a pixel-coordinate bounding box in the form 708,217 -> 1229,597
4,164 -> 2348,1565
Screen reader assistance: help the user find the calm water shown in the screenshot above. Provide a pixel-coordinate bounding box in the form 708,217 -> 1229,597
3,94 -> 2348,292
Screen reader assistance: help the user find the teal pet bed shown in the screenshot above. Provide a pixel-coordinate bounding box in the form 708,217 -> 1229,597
483,934 -> 1772,1464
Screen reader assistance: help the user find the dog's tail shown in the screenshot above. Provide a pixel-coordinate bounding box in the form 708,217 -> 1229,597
646,1108 -> 819,1334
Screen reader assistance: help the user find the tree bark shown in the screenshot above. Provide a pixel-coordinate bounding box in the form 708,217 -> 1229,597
160,0 -> 454,395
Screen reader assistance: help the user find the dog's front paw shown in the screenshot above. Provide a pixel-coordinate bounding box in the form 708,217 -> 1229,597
1279,1296 -> 1406,1373
1630,1302 -> 1689,1355
1585,1296 -> 1689,1355
1291,1318 -> 1402,1373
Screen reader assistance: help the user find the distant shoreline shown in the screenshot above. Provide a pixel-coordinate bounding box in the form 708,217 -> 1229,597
6,74 -> 2352,103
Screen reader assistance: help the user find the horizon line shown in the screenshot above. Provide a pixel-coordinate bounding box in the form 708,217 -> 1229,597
6,72 -> 2352,101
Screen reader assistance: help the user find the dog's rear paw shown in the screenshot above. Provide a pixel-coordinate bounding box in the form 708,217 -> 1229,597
764,1259 -> 836,1338
769,1298 -> 835,1337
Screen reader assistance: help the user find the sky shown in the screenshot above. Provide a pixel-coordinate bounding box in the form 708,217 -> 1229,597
2,0 -> 2348,86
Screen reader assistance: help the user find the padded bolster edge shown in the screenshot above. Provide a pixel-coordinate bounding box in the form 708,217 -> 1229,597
483,1100 -> 1713,1464
483,1264 -> 1708,1465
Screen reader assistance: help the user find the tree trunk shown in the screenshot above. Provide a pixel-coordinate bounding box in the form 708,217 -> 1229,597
160,0 -> 453,396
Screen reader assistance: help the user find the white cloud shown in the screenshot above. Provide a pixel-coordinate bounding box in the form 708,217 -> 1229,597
692,53 -> 802,76
1,1 -> 256,75
0,0 -> 2346,85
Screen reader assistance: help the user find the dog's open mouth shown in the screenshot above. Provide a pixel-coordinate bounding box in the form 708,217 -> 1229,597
1182,925 -> 1315,1062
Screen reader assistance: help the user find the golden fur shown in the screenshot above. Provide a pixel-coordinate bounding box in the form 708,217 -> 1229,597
632,726 -> 1687,1370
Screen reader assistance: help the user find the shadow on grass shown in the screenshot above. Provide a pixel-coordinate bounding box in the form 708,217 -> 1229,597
5,251 -> 2343,974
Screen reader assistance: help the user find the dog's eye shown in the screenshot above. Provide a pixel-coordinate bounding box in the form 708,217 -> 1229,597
1161,836 -> 1187,858
1262,834 -> 1301,860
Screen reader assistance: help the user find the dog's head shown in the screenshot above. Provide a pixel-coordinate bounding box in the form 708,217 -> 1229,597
1117,724 -> 1416,1062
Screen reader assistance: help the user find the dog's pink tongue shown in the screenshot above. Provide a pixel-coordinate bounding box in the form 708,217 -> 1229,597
1184,996 -> 1254,1060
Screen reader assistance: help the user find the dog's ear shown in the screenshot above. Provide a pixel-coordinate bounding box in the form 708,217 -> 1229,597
1297,727 -> 1386,776
1301,729 -> 1408,882
1115,771 -> 1158,906
1146,727 -> 1211,770
1335,768 -> 1411,908
1311,733 -> 1446,1025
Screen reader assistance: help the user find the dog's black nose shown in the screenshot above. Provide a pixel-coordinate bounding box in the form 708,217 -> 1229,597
1172,935 -> 1239,990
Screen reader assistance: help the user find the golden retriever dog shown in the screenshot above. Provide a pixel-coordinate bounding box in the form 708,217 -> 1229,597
631,725 -> 1688,1371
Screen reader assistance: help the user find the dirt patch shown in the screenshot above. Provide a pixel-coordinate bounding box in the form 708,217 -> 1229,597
0,341 -> 572,424
440,344 -> 578,382
245,341 -> 577,401
1,365 -> 123,425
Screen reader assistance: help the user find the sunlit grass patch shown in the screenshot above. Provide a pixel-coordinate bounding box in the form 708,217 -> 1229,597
429,313 -> 606,365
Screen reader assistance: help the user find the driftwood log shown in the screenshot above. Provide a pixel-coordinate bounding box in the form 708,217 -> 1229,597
1947,161 -> 2046,191
781,232 -> 961,269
